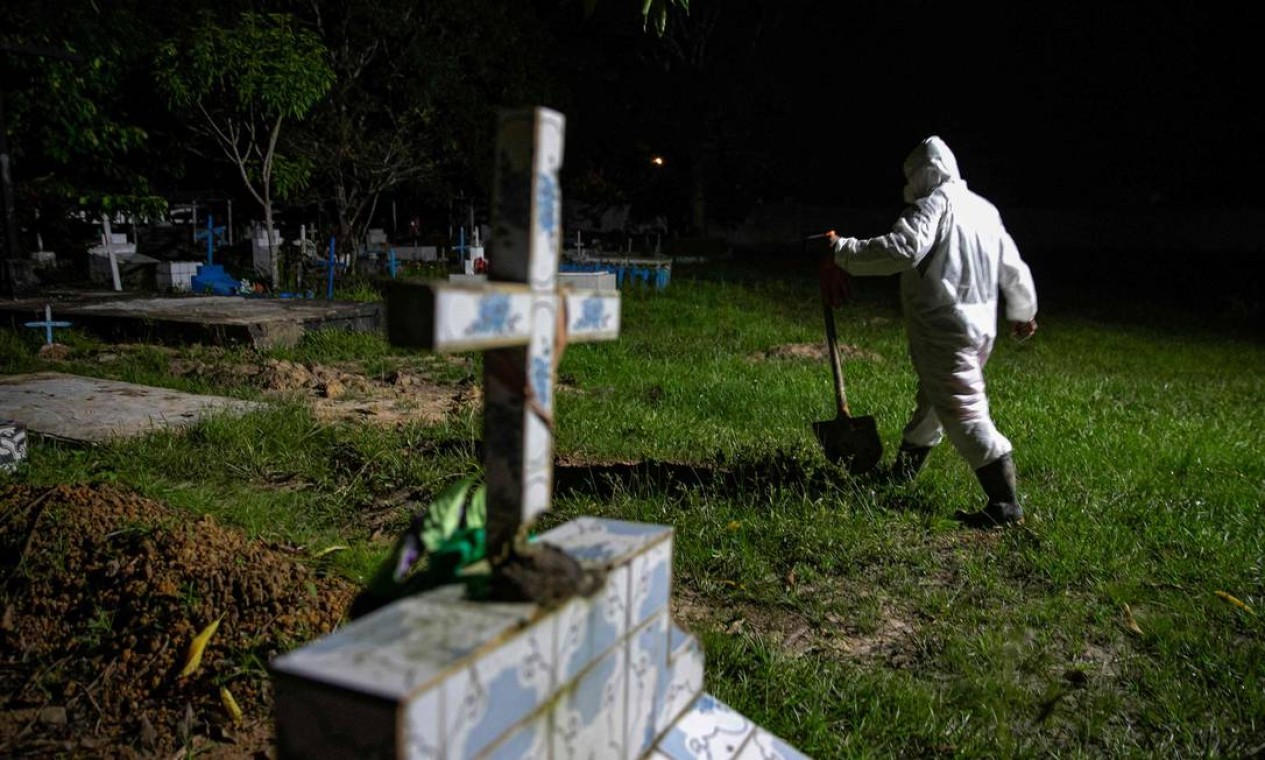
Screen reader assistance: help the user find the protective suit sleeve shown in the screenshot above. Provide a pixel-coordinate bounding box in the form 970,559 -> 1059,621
831,193 -> 946,276
998,228 -> 1038,322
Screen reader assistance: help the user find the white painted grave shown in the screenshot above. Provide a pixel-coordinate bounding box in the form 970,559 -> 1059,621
157,261 -> 201,292
271,108 -> 807,759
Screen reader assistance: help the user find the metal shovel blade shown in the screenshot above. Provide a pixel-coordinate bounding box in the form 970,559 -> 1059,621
814,297 -> 883,475
813,413 -> 883,475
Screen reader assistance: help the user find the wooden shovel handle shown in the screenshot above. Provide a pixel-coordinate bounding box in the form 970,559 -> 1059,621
822,297 -> 851,417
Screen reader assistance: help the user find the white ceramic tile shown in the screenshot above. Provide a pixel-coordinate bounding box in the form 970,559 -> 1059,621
402,686 -> 442,759
556,563 -> 629,684
553,645 -> 627,759
630,538 -> 673,627
654,694 -> 754,760
565,291 -> 622,342
540,517 -> 672,568
429,284 -> 535,351
655,625 -> 704,740
733,729 -> 812,760
445,613 -> 556,760
270,585 -> 536,701
477,709 -> 551,760
625,609 -> 670,759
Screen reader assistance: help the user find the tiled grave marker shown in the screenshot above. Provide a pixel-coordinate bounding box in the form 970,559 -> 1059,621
272,108 -> 807,759
386,107 -> 620,573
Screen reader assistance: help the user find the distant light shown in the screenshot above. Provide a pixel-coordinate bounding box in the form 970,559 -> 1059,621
651,156 -> 665,167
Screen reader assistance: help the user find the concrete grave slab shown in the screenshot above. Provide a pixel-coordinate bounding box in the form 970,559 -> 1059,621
0,294 -> 381,348
0,372 -> 263,444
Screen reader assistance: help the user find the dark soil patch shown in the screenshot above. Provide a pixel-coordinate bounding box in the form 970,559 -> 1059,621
0,484 -> 355,758
749,342 -> 884,363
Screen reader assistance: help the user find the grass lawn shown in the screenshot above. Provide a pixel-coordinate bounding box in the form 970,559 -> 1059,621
3,265 -> 1262,757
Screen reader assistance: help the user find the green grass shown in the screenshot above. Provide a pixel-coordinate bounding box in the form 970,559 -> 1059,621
3,270 -> 1263,757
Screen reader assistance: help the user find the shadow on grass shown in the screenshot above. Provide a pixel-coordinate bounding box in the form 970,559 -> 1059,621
552,452 -> 947,514
421,435 -> 954,517
554,451 -> 841,501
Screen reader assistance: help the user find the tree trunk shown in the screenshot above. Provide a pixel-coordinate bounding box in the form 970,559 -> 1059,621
264,190 -> 277,290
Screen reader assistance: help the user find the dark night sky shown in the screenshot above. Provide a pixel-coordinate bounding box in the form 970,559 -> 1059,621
775,3 -> 1262,210
565,2 -> 1263,213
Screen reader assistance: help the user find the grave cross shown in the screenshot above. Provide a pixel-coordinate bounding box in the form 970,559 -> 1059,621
24,304 -> 72,345
387,107 -> 621,601
193,214 -> 226,265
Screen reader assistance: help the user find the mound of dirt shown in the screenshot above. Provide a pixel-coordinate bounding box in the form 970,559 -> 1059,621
168,356 -> 474,428
0,484 -> 356,758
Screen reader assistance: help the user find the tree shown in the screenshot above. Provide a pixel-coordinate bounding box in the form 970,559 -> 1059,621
2,1 -> 174,264
156,12 -> 333,287
293,0 -> 554,266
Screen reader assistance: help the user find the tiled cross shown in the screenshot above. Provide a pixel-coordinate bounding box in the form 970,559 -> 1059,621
387,107 -> 621,577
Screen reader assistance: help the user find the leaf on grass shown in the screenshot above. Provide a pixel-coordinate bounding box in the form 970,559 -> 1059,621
1122,603 -> 1143,636
1214,590 -> 1255,614
220,686 -> 243,724
311,545 -> 348,559
178,615 -> 223,678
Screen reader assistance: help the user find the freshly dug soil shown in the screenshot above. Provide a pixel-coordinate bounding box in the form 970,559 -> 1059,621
0,484 -> 357,758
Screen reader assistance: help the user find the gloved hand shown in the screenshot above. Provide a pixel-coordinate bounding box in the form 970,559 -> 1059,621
1010,319 -> 1038,341
818,253 -> 851,308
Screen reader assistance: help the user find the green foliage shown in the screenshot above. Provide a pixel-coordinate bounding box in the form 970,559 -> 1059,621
2,3 -> 169,223
156,13 -> 333,123
291,0 -> 555,258
643,0 -> 690,36
155,10 -> 334,224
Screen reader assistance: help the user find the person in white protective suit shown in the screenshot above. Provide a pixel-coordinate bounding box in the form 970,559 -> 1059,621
821,136 -> 1038,528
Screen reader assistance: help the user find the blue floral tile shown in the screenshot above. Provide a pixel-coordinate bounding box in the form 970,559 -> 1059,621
733,729 -> 812,760
630,538 -> 673,628
431,287 -> 534,351
480,709 -> 551,759
654,693 -> 754,760
556,563 -> 629,684
655,625 -> 704,740
626,610 -> 670,759
540,517 -> 672,568
271,585 -> 533,700
553,645 -> 627,759
565,291 -> 622,342
444,613 -> 556,760
402,687 -> 441,759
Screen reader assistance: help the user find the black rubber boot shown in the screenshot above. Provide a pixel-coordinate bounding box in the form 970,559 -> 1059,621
890,444 -> 933,483
955,453 -> 1024,528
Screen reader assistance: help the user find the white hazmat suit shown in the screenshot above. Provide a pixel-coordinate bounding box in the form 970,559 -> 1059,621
831,136 -> 1037,472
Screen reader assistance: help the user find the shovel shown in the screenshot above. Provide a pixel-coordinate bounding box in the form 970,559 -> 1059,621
812,297 -> 883,474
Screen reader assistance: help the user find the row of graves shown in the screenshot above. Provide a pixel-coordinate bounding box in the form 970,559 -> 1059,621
1,107 -> 806,758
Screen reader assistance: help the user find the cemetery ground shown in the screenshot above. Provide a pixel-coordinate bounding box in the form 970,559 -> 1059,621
1,268 -> 1263,758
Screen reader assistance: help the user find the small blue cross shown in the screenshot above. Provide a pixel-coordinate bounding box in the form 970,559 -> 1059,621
194,214 -> 227,265
24,304 -> 72,346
